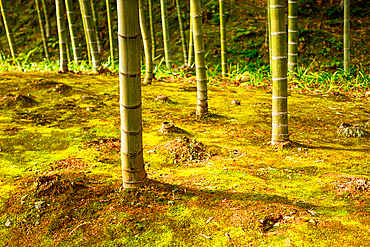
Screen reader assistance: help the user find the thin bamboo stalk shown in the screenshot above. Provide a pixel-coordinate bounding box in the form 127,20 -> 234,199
219,0 -> 227,77
148,0 -> 156,61
270,0 -> 289,145
268,0 -> 271,70
106,0 -> 114,61
191,0 -> 208,116
41,0 -> 51,38
176,0 -> 188,65
90,0 -> 102,52
55,0 -> 69,72
139,0 -> 153,84
117,0 -> 147,189
35,0 -> 49,59
160,0 -> 172,69
79,0 -> 101,70
65,0 -> 82,63
0,0 -> 16,58
288,0 -> 298,72
188,12 -> 194,66
343,0 -> 350,73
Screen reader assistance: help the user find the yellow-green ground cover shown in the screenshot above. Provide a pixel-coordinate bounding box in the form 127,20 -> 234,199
0,72 -> 369,246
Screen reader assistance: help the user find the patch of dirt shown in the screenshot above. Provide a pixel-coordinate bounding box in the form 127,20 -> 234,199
84,137 -> 121,152
34,80 -> 72,94
33,174 -> 86,197
0,94 -> 38,108
50,157 -> 94,171
14,111 -> 58,125
337,122 -> 369,137
336,177 -> 370,196
156,136 -> 211,164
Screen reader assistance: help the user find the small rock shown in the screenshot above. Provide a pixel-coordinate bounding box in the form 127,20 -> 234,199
34,201 -> 44,210
239,74 -> 250,82
5,219 -> 12,227
156,94 -> 169,103
231,100 -> 241,105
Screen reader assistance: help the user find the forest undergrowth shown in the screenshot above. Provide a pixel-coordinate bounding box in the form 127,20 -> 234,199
0,72 -> 369,246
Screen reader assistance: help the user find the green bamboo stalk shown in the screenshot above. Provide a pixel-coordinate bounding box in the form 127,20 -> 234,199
160,0 -> 172,69
65,0 -> 82,63
90,0 -> 102,52
191,0 -> 208,116
219,0 -> 227,77
78,0 -> 91,63
288,0 -> 298,72
56,0 -> 69,72
268,0 -> 272,70
343,0 -> 350,73
188,12 -> 194,66
139,0 -> 153,84
35,0 -> 49,59
65,29 -> 72,63
176,0 -> 188,65
79,0 -> 101,70
0,0 -> 16,58
41,0 -> 51,38
117,0 -> 147,189
270,0 -> 289,145
148,0 -> 156,61
106,0 -> 114,61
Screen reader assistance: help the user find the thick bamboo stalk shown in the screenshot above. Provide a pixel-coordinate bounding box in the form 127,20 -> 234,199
191,0 -> 208,116
41,0 -> 51,38
188,12 -> 194,66
270,0 -> 289,145
90,0 -> 102,52
139,0 -> 153,84
55,0 -> 69,72
160,0 -> 172,69
78,0 -> 91,63
343,0 -> 350,73
288,0 -> 298,72
0,0 -> 16,58
35,0 -> 49,59
65,0 -> 82,63
117,0 -> 147,189
106,0 -> 114,61
148,0 -> 156,61
79,0 -> 101,70
176,0 -> 188,65
219,0 -> 227,77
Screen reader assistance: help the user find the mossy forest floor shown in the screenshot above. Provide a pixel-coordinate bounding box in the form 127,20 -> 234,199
0,72 -> 370,246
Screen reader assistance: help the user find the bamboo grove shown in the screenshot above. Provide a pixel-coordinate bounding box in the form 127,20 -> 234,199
0,0 -> 356,187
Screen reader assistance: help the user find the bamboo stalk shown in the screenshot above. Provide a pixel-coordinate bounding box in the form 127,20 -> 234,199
188,12 -> 194,66
35,0 -> 49,59
65,0 -> 82,63
343,0 -> 350,73
268,0 -> 272,70
55,0 -> 69,72
106,0 -> 114,61
219,0 -> 227,77
191,0 -> 208,116
79,0 -> 101,70
0,0 -> 16,58
160,0 -> 172,69
78,0 -> 91,63
176,0 -> 188,65
270,0 -> 289,145
139,0 -> 153,84
117,0 -> 147,188
148,0 -> 156,61
288,0 -> 298,72
41,0 -> 51,38
90,0 -> 102,52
